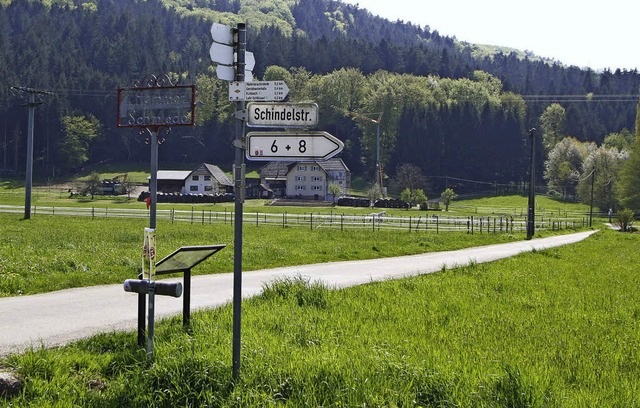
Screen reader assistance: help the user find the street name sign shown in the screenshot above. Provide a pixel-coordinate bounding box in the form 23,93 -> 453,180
229,81 -> 289,101
246,131 -> 344,161
246,102 -> 318,128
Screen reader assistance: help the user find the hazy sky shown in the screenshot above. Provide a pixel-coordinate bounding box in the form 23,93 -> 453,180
341,0 -> 639,71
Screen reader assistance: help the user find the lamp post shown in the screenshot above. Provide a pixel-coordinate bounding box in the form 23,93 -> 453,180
526,128 -> 536,240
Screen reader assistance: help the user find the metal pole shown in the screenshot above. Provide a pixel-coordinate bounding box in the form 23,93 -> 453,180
147,282 -> 155,361
138,128 -> 159,347
149,129 -> 159,230
589,168 -> 595,227
183,269 -> 191,327
526,128 -> 536,240
232,22 -> 247,380
376,123 -> 381,190
24,94 -> 35,219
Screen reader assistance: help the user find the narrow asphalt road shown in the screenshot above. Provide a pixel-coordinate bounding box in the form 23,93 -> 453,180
0,231 -> 597,356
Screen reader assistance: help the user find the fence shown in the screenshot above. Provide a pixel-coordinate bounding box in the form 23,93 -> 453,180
0,205 -> 587,234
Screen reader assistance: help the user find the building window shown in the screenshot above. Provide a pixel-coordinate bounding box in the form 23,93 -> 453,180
296,185 -> 306,191
298,165 -> 307,171
311,185 -> 322,191
192,175 -> 199,181
204,185 -> 213,191
190,185 -> 199,191
311,165 -> 320,171
204,175 -> 211,181
295,175 -> 306,181
311,176 -> 323,182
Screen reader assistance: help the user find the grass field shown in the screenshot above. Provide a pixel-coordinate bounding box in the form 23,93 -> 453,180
0,211 -> 532,297
0,187 -> 623,406
1,228 -> 638,406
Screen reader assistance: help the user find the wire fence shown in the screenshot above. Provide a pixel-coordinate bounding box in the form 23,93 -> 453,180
0,205 -> 589,234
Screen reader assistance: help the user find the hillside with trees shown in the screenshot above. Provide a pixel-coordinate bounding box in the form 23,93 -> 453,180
0,0 -> 639,209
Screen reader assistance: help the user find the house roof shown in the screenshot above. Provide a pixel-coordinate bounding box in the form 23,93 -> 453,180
185,163 -> 233,186
260,159 -> 350,178
260,161 -> 294,178
156,170 -> 191,181
319,158 -> 349,173
203,163 -> 233,186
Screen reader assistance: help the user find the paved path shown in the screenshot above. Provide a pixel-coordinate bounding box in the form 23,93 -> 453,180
0,231 -> 597,356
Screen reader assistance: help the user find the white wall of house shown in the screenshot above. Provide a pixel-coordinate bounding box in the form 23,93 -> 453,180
326,169 -> 348,197
184,173 -> 220,195
286,164 -> 327,199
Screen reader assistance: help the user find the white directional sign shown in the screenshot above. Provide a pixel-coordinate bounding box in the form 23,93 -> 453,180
247,102 -> 318,128
209,41 -> 233,66
210,22 -> 233,45
209,22 -> 254,82
229,81 -> 289,101
246,131 -> 344,161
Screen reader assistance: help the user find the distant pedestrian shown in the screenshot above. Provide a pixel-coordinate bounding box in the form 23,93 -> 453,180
145,196 -> 151,210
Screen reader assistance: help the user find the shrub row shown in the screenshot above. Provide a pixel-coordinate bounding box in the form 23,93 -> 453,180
137,192 -> 234,203
374,198 -> 410,209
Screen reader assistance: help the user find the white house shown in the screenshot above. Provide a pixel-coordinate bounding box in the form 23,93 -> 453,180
156,163 -> 232,195
184,163 -> 233,194
260,158 -> 350,201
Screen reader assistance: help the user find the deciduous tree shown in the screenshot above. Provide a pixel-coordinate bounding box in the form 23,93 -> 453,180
57,114 -> 102,172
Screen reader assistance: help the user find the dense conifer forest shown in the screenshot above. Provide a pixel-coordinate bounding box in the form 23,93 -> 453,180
1,0 -> 638,195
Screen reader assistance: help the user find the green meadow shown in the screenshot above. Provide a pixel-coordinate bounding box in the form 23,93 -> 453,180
0,211 -> 528,297
1,228 -> 637,406
1,191 -> 631,406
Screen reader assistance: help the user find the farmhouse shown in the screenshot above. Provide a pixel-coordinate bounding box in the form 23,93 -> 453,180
156,163 -> 232,195
260,158 -> 350,201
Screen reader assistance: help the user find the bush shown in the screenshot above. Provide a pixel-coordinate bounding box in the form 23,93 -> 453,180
617,208 -> 635,232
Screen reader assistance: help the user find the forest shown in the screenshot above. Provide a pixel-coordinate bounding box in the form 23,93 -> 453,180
1,0 -> 639,207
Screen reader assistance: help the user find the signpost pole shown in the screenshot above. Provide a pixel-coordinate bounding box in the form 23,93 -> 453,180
147,282 -> 155,360
117,75 -> 196,350
146,128 -> 159,356
232,22 -> 246,380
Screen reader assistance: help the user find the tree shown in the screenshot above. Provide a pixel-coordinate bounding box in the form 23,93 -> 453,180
577,146 -> 627,212
635,102 -> 640,140
328,182 -> 342,202
543,137 -> 584,198
440,188 -> 458,211
603,129 -> 634,151
84,171 -> 102,200
617,138 -> 640,210
617,208 -> 635,232
540,104 -> 567,153
389,163 -> 428,197
399,188 -> 412,208
367,183 -> 382,206
57,114 -> 102,172
399,187 -> 427,209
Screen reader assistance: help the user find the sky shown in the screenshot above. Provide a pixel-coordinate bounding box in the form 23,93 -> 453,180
341,0 -> 639,72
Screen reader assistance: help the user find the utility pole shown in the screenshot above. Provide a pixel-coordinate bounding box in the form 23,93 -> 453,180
10,86 -> 52,219
526,128 -> 536,240
345,111 -> 384,192
589,168 -> 596,228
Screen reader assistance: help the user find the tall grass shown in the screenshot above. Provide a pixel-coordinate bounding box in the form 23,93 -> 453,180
2,229 -> 638,406
0,212 -> 528,297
